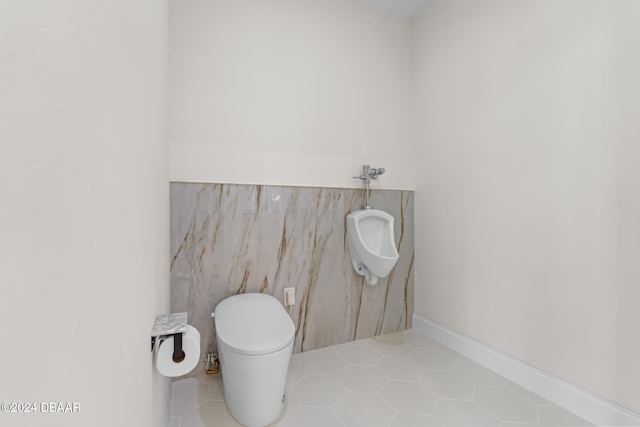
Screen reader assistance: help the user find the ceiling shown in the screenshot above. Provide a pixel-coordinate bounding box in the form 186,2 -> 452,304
359,0 -> 429,19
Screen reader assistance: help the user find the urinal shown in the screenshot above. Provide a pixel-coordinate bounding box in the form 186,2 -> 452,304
346,209 -> 399,285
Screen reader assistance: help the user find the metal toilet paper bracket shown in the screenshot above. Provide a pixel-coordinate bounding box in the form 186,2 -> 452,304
151,312 -> 187,363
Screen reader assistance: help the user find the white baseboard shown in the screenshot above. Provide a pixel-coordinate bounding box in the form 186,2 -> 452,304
412,313 -> 640,427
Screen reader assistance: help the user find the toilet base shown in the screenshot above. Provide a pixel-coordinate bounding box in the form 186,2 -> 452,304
218,338 -> 293,427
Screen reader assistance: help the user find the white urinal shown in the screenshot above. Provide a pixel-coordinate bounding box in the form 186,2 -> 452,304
346,209 -> 399,285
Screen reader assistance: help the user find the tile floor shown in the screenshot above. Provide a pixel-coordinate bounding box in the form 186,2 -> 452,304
167,329 -> 592,427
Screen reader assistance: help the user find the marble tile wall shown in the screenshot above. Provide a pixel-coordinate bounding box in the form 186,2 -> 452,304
170,183 -> 413,377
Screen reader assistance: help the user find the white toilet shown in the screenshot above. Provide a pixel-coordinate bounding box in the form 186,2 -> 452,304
346,209 -> 400,285
214,293 -> 295,427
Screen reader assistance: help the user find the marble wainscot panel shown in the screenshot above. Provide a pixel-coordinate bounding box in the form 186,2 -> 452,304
170,183 -> 414,377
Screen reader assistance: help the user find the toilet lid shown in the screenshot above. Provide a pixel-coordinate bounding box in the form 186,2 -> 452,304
215,293 -> 295,355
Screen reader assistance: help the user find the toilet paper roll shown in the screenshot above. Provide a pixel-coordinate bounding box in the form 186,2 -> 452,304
184,324 -> 200,345
156,324 -> 200,377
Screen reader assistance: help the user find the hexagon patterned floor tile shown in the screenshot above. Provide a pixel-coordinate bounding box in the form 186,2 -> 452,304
338,343 -> 382,365
380,381 -> 438,415
336,365 -> 387,393
419,370 -> 475,400
290,375 -> 346,407
168,329 -> 593,427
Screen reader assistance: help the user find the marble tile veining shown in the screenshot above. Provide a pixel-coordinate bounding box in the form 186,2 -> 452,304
170,183 -> 414,378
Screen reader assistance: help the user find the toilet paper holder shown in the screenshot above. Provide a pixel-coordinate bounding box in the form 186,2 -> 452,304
151,312 -> 187,363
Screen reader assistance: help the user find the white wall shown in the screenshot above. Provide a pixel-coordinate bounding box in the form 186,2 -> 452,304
0,1 -> 169,426
414,0 -> 640,414
169,0 -> 415,190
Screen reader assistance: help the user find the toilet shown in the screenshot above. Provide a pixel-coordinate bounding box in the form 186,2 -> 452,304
214,293 -> 295,427
346,209 -> 400,286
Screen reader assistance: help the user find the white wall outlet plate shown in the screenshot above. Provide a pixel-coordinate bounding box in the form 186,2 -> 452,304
284,287 -> 295,306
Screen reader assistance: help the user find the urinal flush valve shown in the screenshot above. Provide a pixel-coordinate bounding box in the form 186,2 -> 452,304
353,165 -> 386,209
353,165 -> 385,184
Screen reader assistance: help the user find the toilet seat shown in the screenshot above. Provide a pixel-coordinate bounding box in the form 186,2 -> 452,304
215,293 -> 295,355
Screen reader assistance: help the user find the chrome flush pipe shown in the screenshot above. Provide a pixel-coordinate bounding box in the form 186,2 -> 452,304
353,164 -> 385,209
